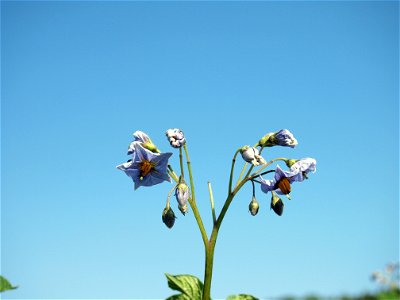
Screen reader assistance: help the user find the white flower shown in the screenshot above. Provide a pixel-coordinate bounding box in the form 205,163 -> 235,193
240,146 -> 266,166
166,128 -> 186,148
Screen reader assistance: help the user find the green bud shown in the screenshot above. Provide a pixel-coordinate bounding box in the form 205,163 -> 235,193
248,196 -> 259,216
257,132 -> 275,147
285,159 -> 298,168
271,191 -> 284,216
162,206 -> 176,228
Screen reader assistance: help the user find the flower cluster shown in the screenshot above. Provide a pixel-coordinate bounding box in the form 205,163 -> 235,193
117,129 -> 191,228
239,129 -> 316,217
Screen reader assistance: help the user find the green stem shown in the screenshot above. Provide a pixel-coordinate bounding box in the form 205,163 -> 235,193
168,165 -> 179,182
252,157 -> 287,176
202,178 -> 249,300
235,162 -> 248,188
183,144 -> 208,248
202,241 -> 215,300
179,147 -> 185,180
228,149 -> 241,193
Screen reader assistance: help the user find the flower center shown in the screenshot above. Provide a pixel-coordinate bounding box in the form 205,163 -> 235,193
276,177 -> 291,195
139,160 -> 156,180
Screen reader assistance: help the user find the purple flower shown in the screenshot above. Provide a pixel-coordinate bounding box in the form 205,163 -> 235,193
260,165 -> 299,195
166,128 -> 186,148
117,143 -> 172,190
273,129 -> 298,148
289,158 -> 317,182
260,158 -> 316,196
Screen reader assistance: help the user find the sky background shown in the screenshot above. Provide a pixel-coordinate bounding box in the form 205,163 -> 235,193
1,1 -> 399,299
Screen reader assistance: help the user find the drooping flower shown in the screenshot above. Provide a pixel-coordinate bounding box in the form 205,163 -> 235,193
260,165 -> 297,195
273,129 -> 298,148
260,158 -> 316,196
117,143 -> 172,190
289,158 -> 317,181
127,130 -> 158,155
258,129 -> 298,148
240,146 -> 266,166
166,128 -> 186,148
248,196 -> 259,216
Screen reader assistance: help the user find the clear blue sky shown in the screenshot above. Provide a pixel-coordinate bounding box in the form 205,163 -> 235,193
1,1 -> 398,299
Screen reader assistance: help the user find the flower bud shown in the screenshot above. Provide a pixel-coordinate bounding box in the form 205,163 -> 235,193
175,183 -> 189,207
162,206 -> 176,229
248,196 -> 259,216
276,177 -> 291,195
166,128 -> 186,148
271,192 -> 284,216
240,146 -> 266,166
258,129 -> 298,148
272,129 -> 298,148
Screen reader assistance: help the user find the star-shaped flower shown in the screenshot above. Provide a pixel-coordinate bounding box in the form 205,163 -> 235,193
117,143 -> 172,190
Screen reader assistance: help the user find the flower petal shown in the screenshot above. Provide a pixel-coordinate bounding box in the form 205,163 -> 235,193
260,176 -> 276,194
133,131 -> 151,143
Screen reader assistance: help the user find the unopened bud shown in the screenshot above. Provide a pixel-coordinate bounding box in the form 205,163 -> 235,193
175,183 -> 189,207
162,206 -> 176,229
240,146 -> 266,166
271,192 -> 284,216
248,196 -> 259,216
166,128 -> 186,148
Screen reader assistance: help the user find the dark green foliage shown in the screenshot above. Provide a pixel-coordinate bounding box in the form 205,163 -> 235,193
0,276 -> 17,293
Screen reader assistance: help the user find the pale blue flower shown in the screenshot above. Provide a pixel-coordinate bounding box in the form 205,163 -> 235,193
260,165 -> 299,195
260,159 -> 316,195
273,129 -> 298,148
117,143 -> 172,190
289,158 -> 317,182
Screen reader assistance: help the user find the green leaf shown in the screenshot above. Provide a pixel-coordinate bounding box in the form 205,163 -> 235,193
226,294 -> 259,300
0,276 -> 17,293
165,273 -> 203,300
